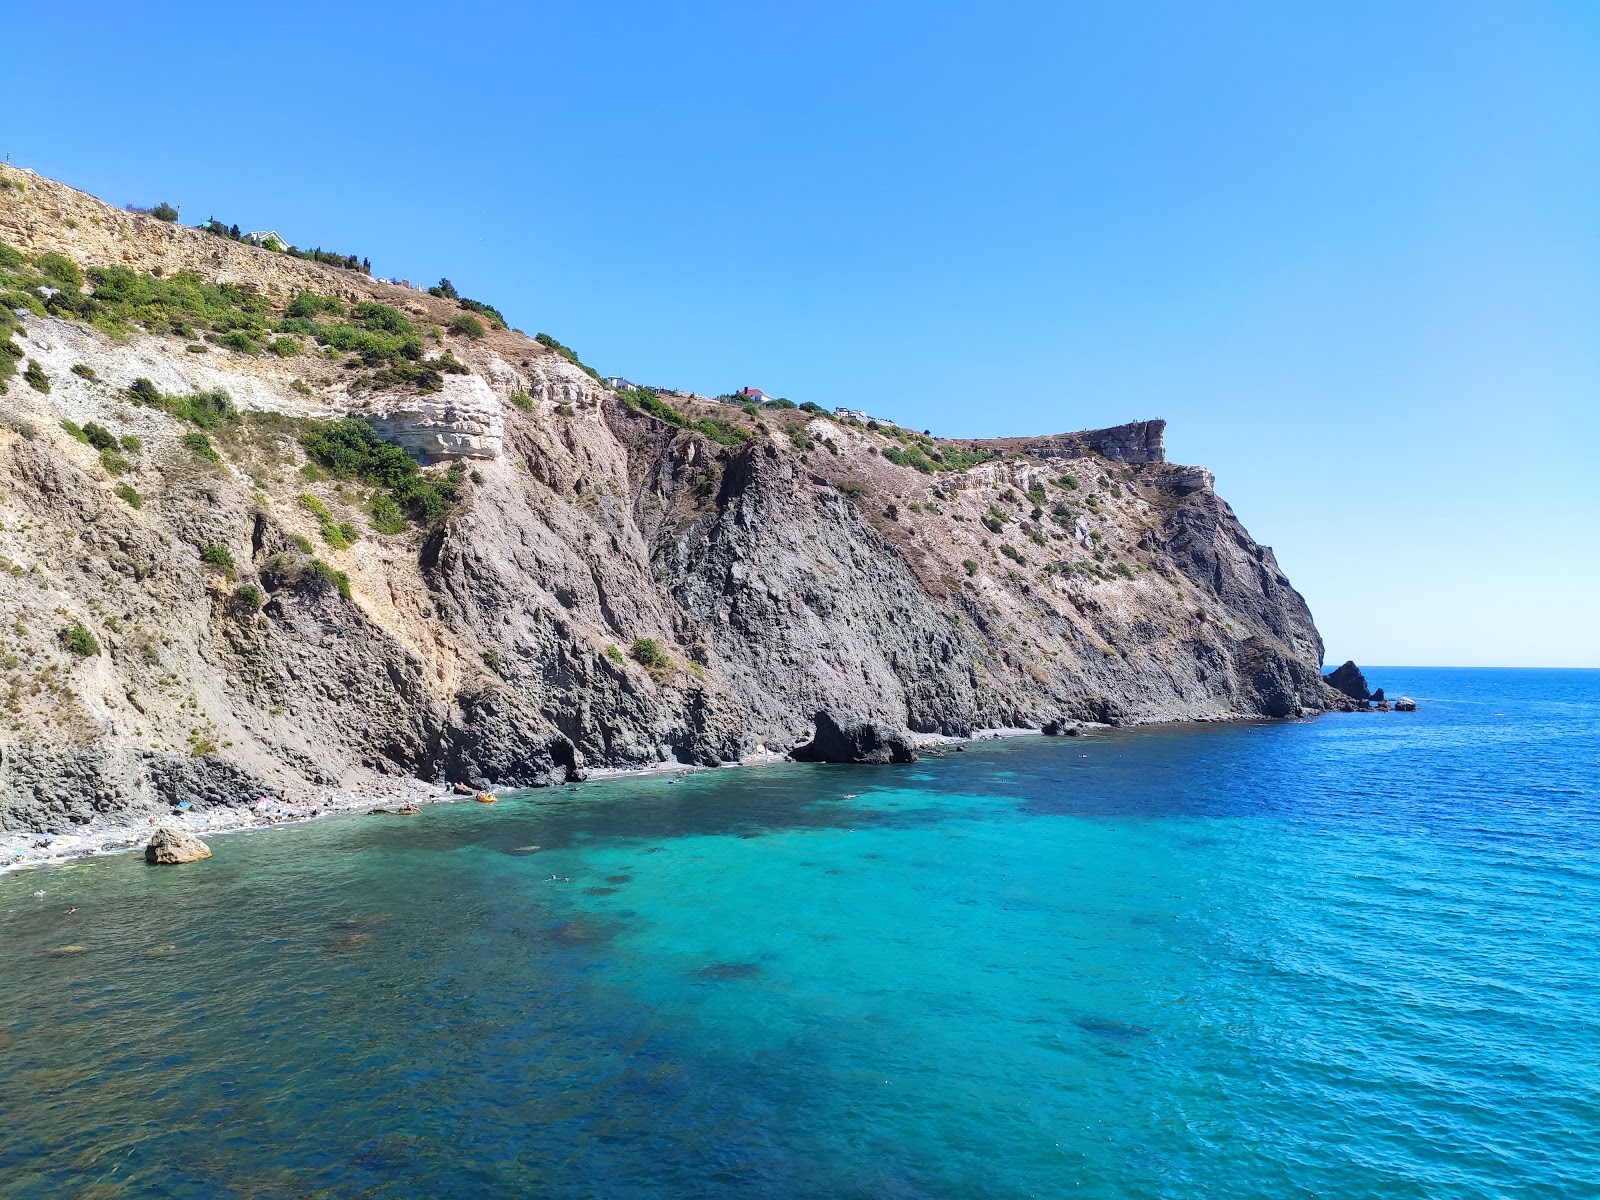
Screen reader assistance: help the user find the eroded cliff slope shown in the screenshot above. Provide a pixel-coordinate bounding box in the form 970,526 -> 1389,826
0,166 -> 1351,832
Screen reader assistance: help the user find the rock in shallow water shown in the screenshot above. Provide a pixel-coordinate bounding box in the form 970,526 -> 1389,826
790,711 -> 918,765
144,827 -> 212,865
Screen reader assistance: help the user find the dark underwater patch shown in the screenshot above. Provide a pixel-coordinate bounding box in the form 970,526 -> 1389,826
1074,1015 -> 1149,1040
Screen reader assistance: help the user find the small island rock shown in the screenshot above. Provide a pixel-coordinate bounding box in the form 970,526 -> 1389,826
145,827 -> 212,865
1394,696 -> 1418,712
1323,661 -> 1371,701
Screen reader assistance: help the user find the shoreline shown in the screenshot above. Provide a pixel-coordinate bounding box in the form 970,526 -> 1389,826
0,716 -> 1276,875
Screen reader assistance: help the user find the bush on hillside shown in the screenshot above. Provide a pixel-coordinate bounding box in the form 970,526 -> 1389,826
449,312 -> 486,339
59,622 -> 100,657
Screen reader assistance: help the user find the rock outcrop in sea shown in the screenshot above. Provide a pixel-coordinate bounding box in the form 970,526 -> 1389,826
790,712 -> 920,764
0,165 -> 1364,834
1323,661 -> 1372,701
144,827 -> 212,864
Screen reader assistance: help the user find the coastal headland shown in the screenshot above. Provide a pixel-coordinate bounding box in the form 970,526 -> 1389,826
1,165 -> 1365,853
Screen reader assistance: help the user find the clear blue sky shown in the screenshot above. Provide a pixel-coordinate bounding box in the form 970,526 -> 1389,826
8,2 -> 1597,667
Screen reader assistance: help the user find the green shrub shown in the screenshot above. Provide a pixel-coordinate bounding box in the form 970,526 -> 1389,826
1057,474 -> 1079,490
457,297 -> 506,327
1000,543 -> 1024,563
290,533 -> 313,553
81,421 -> 117,451
882,444 -> 934,473
427,278 -> 459,301
510,391 -> 533,412
36,252 -> 85,290
269,335 -> 302,357
298,493 -> 359,549
354,353 -> 467,394
200,543 -> 237,579
59,622 -> 100,657
300,418 -> 461,525
285,246 -> 369,274
481,650 -> 502,675
308,558 -> 351,598
120,433 -> 142,453
836,481 -> 865,500
630,636 -> 668,669
963,558 -> 979,576
301,419 -> 415,485
604,644 -> 625,666
233,583 -> 263,612
449,312 -> 486,339
0,241 -> 25,269
534,332 -> 600,380
286,291 -> 343,319
182,431 -> 221,464
137,201 -> 180,223
23,360 -> 49,392
115,482 -> 142,508
71,363 -> 97,380
351,302 -> 414,335
61,419 -> 88,443
127,380 -> 236,429
367,493 -> 407,535
0,334 -> 22,391
99,449 -> 133,475
214,329 -> 263,355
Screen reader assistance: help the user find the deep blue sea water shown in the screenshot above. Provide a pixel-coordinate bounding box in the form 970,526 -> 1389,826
1,667 -> 1597,1199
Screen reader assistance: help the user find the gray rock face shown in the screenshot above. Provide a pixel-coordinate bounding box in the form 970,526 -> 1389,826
1323,661 -> 1371,701
145,826 -> 212,864
1019,420 -> 1167,465
790,711 -> 918,764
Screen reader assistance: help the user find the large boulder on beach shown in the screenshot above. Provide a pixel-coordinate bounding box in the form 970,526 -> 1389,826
144,827 -> 212,865
1323,661 -> 1371,701
790,711 -> 918,764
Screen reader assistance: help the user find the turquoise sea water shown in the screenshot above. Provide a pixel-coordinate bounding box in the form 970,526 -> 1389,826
1,667 -> 1597,1198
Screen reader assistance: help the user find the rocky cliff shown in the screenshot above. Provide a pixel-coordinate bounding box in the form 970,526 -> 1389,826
0,166 -> 1355,833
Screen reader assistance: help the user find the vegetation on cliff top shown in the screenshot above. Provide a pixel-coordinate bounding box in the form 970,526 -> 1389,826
0,242 -> 465,394
616,386 -> 750,447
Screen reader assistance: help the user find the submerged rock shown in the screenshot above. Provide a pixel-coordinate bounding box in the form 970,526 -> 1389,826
1323,661 -> 1372,701
790,711 -> 918,765
144,827 -> 212,865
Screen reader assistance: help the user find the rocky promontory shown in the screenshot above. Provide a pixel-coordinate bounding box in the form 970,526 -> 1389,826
0,165 -> 1363,838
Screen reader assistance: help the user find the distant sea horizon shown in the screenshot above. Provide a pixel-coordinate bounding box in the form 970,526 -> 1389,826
2,666 -> 1596,1198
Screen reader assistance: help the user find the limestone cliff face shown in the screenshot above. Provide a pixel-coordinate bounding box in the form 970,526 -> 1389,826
0,166 -> 1353,832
